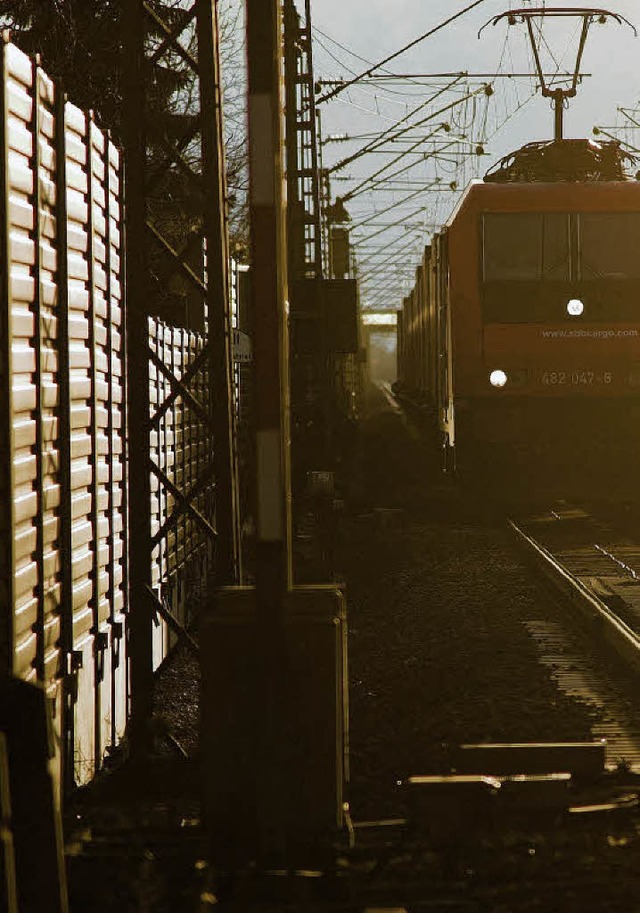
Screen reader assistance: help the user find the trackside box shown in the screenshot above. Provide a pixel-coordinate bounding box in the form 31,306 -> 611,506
200,585 -> 349,866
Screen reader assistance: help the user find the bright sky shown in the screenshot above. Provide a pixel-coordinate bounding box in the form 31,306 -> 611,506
308,1 -> 640,308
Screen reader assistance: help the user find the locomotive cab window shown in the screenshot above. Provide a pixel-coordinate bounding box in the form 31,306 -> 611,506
482,211 -> 640,322
483,213 -> 542,281
579,212 -> 640,279
482,213 -> 570,282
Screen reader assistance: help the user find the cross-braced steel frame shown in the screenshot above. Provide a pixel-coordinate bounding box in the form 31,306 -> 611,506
122,0 -> 240,750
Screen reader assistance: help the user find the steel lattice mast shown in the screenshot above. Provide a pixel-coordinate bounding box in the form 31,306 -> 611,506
122,0 -> 240,753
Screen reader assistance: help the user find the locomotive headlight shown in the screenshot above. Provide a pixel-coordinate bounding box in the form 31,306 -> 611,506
567,298 -> 584,317
489,369 -> 508,388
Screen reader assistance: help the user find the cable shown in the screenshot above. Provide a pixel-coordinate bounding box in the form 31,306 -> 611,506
350,182 -> 445,230
312,22 -> 454,94
333,91 -> 400,123
317,0 -> 493,104
333,84 -> 489,188
313,33 -> 421,108
330,78 -> 464,173
345,138 -> 456,202
362,247 -> 427,275
357,154 -> 447,195
352,203 -> 432,246
356,232 -> 424,267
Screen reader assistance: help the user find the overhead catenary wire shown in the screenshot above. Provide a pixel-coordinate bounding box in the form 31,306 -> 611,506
365,269 -> 426,292
353,152 -> 453,197
342,134 -> 460,202
313,31 -> 430,109
312,25 -> 433,97
356,233 -> 425,268
344,156 -> 439,201
356,236 -> 425,253
365,284 -> 417,307
364,286 -> 412,306
316,0 -> 493,104
365,263 -> 422,282
359,248 -> 419,268
348,145 -> 481,155
365,272 -> 417,291
350,181 -> 445,230
317,71 -> 590,83
312,21 -> 435,94
352,203 -> 435,246
361,237 -> 434,265
331,83 -> 490,175
592,126 -> 640,153
361,260 -> 427,285
363,272 -> 417,293
366,283 -> 415,296
329,77 -> 464,172
358,182 -> 454,191
314,4 -> 550,311
333,91 -> 403,123
353,219 -> 427,229
618,108 -> 640,129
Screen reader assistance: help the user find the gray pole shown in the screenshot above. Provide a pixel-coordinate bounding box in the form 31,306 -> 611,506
247,0 -> 293,863
248,0 -> 291,607
553,88 -> 564,141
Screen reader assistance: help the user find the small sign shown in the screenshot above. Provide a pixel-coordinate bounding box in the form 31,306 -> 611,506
307,470 -> 335,497
233,329 -> 252,363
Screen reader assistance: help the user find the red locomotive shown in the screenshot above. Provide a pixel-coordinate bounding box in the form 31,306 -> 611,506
396,140 -> 640,488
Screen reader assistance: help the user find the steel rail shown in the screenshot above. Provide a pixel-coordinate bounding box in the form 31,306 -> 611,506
509,518 -> 640,672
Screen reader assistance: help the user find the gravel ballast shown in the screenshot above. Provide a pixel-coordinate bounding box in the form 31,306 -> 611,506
339,386 -> 597,820
67,383 -> 640,911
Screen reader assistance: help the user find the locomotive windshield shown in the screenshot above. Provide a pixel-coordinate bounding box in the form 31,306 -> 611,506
483,213 -> 570,281
482,211 -> 640,321
579,213 -> 640,279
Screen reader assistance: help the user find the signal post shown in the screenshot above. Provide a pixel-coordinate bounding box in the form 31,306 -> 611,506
201,0 -> 349,872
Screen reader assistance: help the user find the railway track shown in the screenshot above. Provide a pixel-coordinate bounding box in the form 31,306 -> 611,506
510,502 -> 640,768
387,381 -> 640,764
326,386 -> 640,911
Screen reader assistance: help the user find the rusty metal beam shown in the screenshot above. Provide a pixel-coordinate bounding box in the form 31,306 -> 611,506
145,587 -> 199,655
144,2 -> 199,73
150,461 -> 218,543
123,0 -> 242,756
122,0 -> 154,754
149,347 -> 208,426
196,0 -> 241,585
146,221 -> 207,294
148,347 -> 209,424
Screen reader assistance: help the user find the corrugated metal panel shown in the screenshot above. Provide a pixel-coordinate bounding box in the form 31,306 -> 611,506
104,135 -> 127,751
65,101 -> 97,784
0,40 -> 127,792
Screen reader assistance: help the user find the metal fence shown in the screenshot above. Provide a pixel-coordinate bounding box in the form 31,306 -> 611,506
0,35 -> 254,795
148,316 -> 214,665
147,259 -> 254,646
0,39 -> 127,790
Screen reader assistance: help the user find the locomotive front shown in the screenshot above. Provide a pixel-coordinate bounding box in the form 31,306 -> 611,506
449,173 -> 640,487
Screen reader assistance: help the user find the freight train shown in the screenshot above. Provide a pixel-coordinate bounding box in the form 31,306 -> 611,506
396,139 -> 640,489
